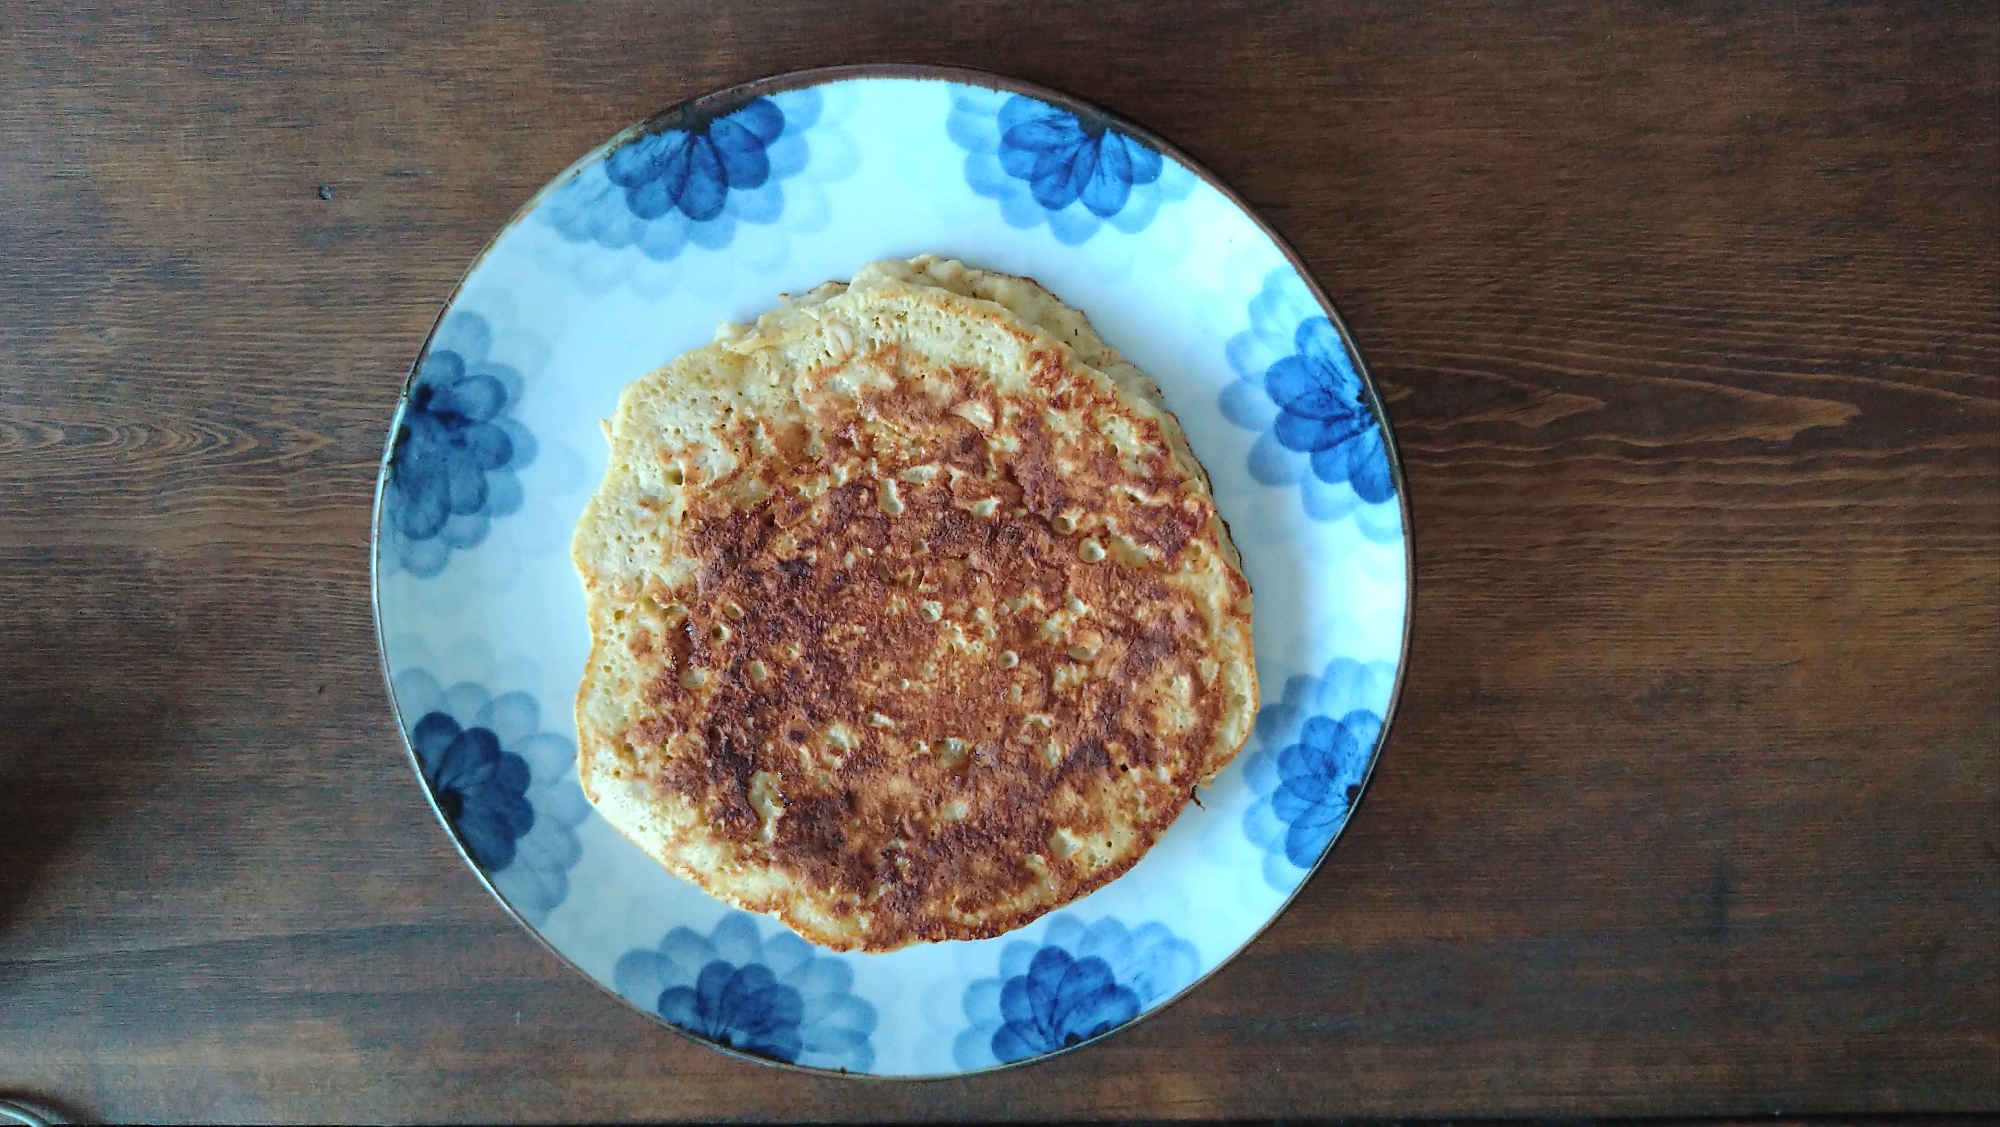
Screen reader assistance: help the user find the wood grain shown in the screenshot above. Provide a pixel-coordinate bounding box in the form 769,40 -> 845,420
1,0 -> 1995,1121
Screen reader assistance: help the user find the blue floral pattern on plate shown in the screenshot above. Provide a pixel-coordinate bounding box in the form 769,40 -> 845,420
953,916 -> 1199,1068
615,912 -> 877,1070
1219,268 -> 1400,537
1242,657 -> 1395,889
383,311 -> 537,578
394,669 -> 587,923
543,89 -> 821,264
948,89 -> 1193,245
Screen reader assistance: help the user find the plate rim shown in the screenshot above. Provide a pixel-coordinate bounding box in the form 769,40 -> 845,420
368,61 -> 1416,1081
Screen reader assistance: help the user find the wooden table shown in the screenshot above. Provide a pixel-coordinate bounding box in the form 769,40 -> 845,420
2,2 -> 1994,1121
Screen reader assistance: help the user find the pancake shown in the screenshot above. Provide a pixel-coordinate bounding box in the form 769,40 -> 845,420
572,256 -> 1256,951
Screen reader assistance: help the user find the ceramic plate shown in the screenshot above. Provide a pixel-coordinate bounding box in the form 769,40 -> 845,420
372,65 -> 1410,1077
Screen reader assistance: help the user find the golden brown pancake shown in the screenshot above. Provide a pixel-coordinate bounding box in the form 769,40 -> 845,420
572,256 -> 1256,951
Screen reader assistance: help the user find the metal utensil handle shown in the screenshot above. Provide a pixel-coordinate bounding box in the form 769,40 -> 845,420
0,1098 -> 59,1127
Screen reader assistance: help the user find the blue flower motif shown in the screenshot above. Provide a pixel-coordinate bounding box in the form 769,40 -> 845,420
994,946 -> 1138,1058
615,912 -> 877,1070
608,99 -> 785,224
542,89 -> 821,264
948,89 -> 1193,245
1242,658 -> 1394,888
1219,268 -> 1400,536
384,311 -> 536,577
998,98 -> 1161,217
411,708 -> 532,870
1266,319 -> 1393,502
1269,711 -> 1379,864
395,669 -> 587,923
954,916 -> 1199,1068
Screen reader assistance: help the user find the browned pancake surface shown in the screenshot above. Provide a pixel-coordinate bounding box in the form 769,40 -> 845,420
573,257 -> 1256,951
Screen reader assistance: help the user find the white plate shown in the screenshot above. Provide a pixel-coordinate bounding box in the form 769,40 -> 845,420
372,65 -> 1410,1077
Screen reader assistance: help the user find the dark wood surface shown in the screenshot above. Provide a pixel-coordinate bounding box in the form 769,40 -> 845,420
2,1 -> 1995,1121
